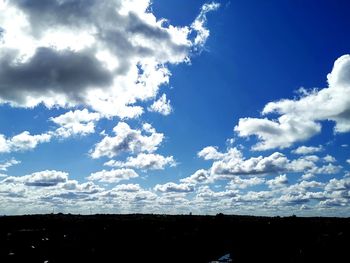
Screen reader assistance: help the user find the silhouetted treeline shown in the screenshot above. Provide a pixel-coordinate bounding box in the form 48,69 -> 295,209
0,213 -> 349,262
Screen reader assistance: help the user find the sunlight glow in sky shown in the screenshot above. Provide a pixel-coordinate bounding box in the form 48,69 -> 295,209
0,0 -> 350,216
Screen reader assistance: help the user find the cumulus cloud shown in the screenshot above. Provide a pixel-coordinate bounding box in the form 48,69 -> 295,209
323,155 -> 336,163
292,145 -> 323,155
0,0 -> 219,118
50,109 -> 100,138
148,94 -> 172,115
267,180 -> 326,207
309,163 -> 342,175
234,117 -> 321,151
211,150 -> 289,176
347,159 -> 350,165
196,185 -> 237,200
2,170 -> 68,187
104,153 -> 176,170
300,173 -> 315,181
87,168 -> 138,183
199,146 -> 341,180
0,131 -> 51,153
266,174 -> 289,189
197,146 -> 226,160
154,182 -> 194,193
112,184 -> 142,192
90,122 -> 163,159
226,176 -> 265,189
234,55 -> 350,150
104,184 -> 157,204
325,177 -> 350,192
180,169 -> 209,184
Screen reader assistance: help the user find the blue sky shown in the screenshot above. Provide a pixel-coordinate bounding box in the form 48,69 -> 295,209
0,0 -> 350,216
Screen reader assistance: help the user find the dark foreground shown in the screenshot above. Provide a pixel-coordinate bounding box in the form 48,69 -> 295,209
0,214 -> 349,263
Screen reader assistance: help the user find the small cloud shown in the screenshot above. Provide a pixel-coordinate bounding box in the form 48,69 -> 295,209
90,122 -> 164,159
154,182 -> 194,193
104,153 -> 176,171
148,94 -> 173,116
1,170 -> 69,187
50,109 -> 100,138
87,168 -> 138,184
198,146 -> 225,160
300,173 -> 315,181
292,145 -> 323,155
191,2 -> 221,49
0,158 -> 21,171
266,174 -> 288,189
323,155 -> 336,163
0,132 -> 51,154
180,169 -> 209,184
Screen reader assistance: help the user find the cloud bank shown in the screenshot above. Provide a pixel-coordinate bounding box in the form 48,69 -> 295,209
0,0 -> 219,118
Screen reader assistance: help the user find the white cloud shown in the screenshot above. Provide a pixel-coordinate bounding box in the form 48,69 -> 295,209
0,131 -> 51,153
191,2 -> 221,49
325,177 -> 350,192
112,184 -> 142,192
300,173 -> 315,181
287,155 -> 320,172
104,153 -> 176,170
234,117 -> 321,151
318,199 -> 348,208
309,163 -> 341,175
292,145 -> 323,155
180,169 -> 209,184
197,146 -> 226,160
10,132 -> 51,151
211,150 -> 289,176
154,182 -> 194,193
200,146 -> 341,180
103,184 -> 157,206
87,168 -> 138,183
90,122 -> 163,159
226,176 -> 265,189
267,174 -> 288,189
148,94 -> 172,115
0,109 -> 99,154
323,155 -> 336,163
294,180 -> 325,191
0,158 -> 20,171
196,185 -> 237,200
347,159 -> 350,165
0,0 -> 219,118
50,109 -> 100,138
2,170 -> 68,187
235,190 -> 273,203
234,55 -> 350,150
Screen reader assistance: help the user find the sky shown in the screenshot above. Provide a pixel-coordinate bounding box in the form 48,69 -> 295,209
0,0 -> 350,216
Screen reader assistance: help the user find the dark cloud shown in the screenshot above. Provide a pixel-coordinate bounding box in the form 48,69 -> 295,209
0,47 -> 113,106
11,0 -> 102,36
